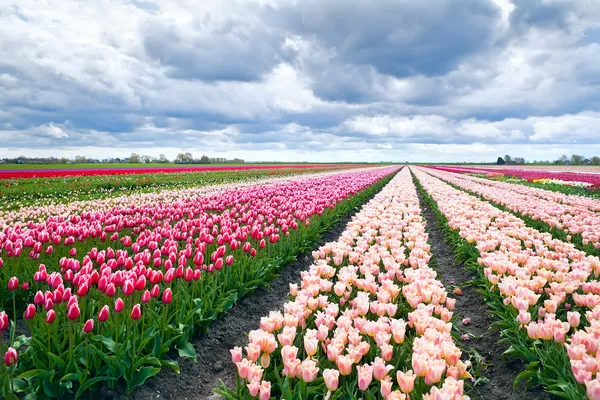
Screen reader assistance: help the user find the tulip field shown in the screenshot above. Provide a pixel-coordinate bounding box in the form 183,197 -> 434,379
3,164 -> 600,399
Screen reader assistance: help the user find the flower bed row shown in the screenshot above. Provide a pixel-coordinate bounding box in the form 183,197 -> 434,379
0,167 -> 398,399
0,166 -> 353,212
428,166 -> 600,189
218,167 -> 470,400
429,167 -> 600,212
424,168 -> 600,254
413,167 -> 600,399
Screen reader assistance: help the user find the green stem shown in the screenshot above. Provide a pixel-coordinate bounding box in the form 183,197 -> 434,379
11,295 -> 16,345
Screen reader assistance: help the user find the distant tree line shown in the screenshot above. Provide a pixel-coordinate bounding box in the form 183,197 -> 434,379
497,154 -> 600,166
0,153 -> 245,165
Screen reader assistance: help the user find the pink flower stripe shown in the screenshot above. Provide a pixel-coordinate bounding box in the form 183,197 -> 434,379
413,167 -> 600,399
424,168 -> 600,248
229,167 -> 470,400
0,164 -> 354,180
427,166 -> 600,188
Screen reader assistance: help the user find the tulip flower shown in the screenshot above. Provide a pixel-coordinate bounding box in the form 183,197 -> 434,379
0,311 -> 9,331
67,303 -> 81,320
98,305 -> 110,322
323,369 -> 339,391
8,276 -> 19,291
114,298 -> 125,313
162,288 -> 173,304
131,304 -> 142,320
82,319 -> 94,334
24,304 -> 36,320
45,310 -> 56,324
4,347 -> 18,366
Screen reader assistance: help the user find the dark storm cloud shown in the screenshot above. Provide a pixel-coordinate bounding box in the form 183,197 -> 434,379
142,14 -> 289,82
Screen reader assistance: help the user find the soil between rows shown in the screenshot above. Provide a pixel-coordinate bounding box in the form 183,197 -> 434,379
98,188 -> 378,400
414,174 -> 552,400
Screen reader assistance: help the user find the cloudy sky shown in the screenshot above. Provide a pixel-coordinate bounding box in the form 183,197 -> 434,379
1,0 -> 599,162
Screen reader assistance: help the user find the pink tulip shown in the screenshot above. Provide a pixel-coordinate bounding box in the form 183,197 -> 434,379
0,311 -> 9,331
8,276 -> 19,291
98,305 -> 110,322
567,311 -> 581,328
162,288 -> 173,304
45,310 -> 56,324
396,370 -> 415,393
357,364 -> 373,391
4,347 -> 18,366
82,319 -> 94,333
230,347 -> 243,363
259,381 -> 271,400
67,303 -> 80,320
24,304 -> 36,320
114,298 -> 124,313
131,304 -> 142,320
323,369 -> 339,391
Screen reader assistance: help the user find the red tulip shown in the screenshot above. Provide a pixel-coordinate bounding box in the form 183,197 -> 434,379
106,283 -> 116,297
250,248 -> 257,257
243,242 -> 251,252
98,305 -> 110,322
21,282 -> 30,290
150,284 -> 160,298
226,255 -> 234,265
67,303 -> 80,320
82,319 -> 94,334
131,304 -> 142,320
0,311 -> 9,331
77,282 -> 89,297
8,276 -> 19,291
135,276 -> 146,291
162,288 -> 173,304
122,280 -> 134,296
114,298 -> 124,313
69,248 -> 77,257
24,304 -> 36,320
34,290 -> 44,305
4,347 -> 18,366
141,290 -> 151,303
215,258 -> 224,270
184,267 -> 194,282
259,239 -> 266,249
44,298 -> 54,311
45,310 -> 56,324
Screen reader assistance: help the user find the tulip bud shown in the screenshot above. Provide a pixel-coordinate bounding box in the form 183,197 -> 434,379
4,347 -> 18,366
8,276 -> 19,291
131,304 -> 142,320
162,288 -> 173,304
114,298 -> 124,313
98,305 -> 110,322
226,255 -> 234,266
24,304 -> 36,320
45,310 -> 56,324
0,311 -> 9,331
82,319 -> 94,334
67,303 -> 81,320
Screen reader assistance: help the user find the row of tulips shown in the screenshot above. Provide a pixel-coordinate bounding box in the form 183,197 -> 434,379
423,168 -> 600,253
412,167 -> 600,399
427,167 -> 600,213
217,167 -> 471,400
0,166 -> 382,308
0,165 -> 358,229
427,166 -> 600,189
0,167 -> 398,399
